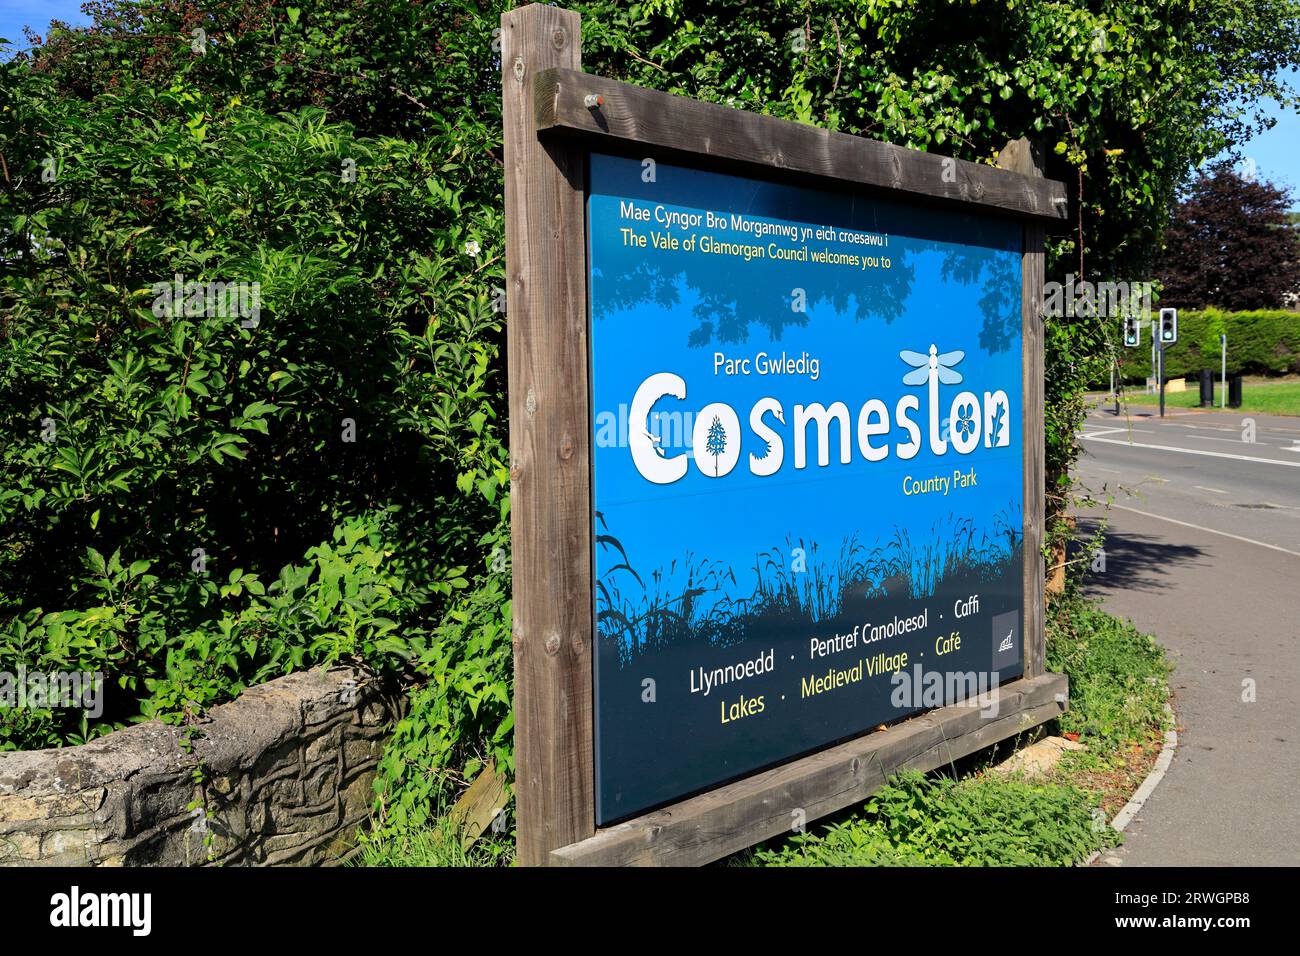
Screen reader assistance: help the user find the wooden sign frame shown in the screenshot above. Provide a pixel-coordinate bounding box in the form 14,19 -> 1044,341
503,3 -> 1068,867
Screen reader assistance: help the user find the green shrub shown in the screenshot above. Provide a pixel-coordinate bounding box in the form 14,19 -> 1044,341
0,508 -> 442,749
0,0 -> 512,772
1046,595 -> 1172,753
0,73 -> 507,755
746,770 -> 1118,867
366,562 -> 513,839
1116,308 -> 1300,380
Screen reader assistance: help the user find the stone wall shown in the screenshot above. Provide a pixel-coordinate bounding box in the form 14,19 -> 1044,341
0,666 -> 401,866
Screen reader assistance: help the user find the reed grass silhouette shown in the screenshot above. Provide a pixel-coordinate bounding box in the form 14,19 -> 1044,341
596,506 -> 1021,667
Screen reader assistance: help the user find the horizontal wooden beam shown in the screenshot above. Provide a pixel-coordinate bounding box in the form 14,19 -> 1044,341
534,68 -> 1068,226
550,671 -> 1068,867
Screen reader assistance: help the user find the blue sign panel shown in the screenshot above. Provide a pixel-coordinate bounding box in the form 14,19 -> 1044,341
588,153 -> 1024,825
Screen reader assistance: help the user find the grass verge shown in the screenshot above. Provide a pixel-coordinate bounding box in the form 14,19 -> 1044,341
737,770 -> 1119,866
1118,376 -> 1300,415
353,814 -> 515,867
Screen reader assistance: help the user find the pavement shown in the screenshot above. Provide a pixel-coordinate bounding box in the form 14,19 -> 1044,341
1071,401 -> 1300,866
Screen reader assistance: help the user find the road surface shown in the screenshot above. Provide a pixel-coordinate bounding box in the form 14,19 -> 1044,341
1072,402 -> 1300,866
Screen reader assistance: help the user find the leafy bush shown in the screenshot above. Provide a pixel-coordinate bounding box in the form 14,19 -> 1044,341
1046,594 -> 1171,754
0,68 -> 507,753
0,4 -> 513,806
1,509 -> 432,749
746,770 -> 1117,867
366,567 -> 513,838
1116,308 -> 1300,380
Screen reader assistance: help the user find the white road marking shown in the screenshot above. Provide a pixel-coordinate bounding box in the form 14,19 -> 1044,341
1195,486 -> 1228,495
1080,433 -> 1300,468
1189,434 -> 1270,446
1109,503 -> 1300,559
1088,411 -> 1300,435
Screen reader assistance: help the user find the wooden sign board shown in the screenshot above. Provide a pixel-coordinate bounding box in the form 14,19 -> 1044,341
503,2 -> 1067,867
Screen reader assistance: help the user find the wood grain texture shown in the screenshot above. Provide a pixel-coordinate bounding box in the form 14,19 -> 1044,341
535,68 -> 1069,225
1001,138 -> 1048,679
1021,224 -> 1046,678
448,760 -> 508,850
502,4 -> 595,867
550,673 -> 1069,867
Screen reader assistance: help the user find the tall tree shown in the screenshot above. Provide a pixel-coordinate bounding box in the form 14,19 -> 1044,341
1155,163 -> 1300,309
705,416 -> 727,477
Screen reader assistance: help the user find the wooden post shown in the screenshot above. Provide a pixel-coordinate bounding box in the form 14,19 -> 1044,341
502,3 -> 595,866
999,137 -> 1048,678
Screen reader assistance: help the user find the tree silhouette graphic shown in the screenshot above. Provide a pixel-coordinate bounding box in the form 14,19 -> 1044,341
705,415 -> 727,476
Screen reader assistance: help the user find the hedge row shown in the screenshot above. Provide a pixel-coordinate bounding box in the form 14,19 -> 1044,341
1106,309 -> 1300,380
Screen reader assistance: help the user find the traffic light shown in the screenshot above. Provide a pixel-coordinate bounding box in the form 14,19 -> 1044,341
1123,314 -> 1141,347
1159,307 -> 1178,345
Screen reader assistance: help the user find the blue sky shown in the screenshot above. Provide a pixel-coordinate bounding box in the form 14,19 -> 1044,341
0,1 -> 90,53
1224,67 -> 1300,205
3,0 -> 1299,202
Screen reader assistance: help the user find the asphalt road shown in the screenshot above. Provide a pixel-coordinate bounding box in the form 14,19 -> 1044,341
1073,402 -> 1300,866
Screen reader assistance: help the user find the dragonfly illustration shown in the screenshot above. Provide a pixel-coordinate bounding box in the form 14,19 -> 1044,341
900,344 -> 965,387
901,345 -> 965,450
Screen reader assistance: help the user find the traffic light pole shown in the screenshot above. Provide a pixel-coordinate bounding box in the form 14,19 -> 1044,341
1158,343 -> 1166,418
1150,319 -> 1157,394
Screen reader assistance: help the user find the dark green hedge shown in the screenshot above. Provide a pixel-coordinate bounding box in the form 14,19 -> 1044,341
1116,308 -> 1300,380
